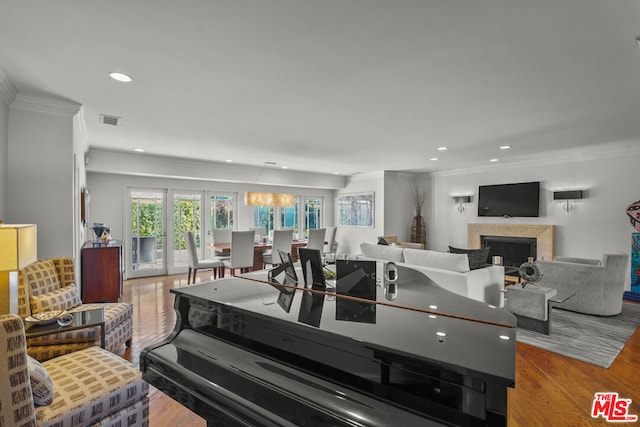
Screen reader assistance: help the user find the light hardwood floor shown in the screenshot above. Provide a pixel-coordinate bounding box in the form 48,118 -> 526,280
118,272 -> 640,426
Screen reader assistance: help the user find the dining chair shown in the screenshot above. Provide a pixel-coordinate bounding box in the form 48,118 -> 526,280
324,226 -> 337,254
250,227 -> 267,242
211,228 -> 231,260
306,228 -> 326,252
223,230 -> 256,276
263,229 -> 294,268
184,231 -> 225,284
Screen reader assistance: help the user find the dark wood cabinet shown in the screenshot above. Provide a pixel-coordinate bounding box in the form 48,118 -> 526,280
82,240 -> 123,303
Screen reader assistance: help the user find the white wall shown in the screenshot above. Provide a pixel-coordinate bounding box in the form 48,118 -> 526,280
336,172 -> 385,255
333,171 -> 431,256
428,149 -> 640,287
384,171 -> 433,243
72,110 -> 89,263
383,171 -> 417,242
7,95 -> 82,259
0,91 -> 8,220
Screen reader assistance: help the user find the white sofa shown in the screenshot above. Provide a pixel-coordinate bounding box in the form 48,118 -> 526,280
359,243 -> 505,307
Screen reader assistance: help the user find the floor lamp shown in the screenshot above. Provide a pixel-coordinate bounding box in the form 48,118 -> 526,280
0,224 -> 37,314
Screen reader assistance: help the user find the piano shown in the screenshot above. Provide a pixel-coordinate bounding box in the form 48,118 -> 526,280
141,259 -> 516,426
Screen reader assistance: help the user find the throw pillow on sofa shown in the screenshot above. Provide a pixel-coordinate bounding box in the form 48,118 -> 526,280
30,283 -> 82,314
449,246 -> 491,270
27,355 -> 54,406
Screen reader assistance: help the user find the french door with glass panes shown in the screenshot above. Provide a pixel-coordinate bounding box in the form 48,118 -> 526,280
170,191 -> 204,275
127,188 -> 167,278
303,197 -> 322,239
204,192 -> 236,259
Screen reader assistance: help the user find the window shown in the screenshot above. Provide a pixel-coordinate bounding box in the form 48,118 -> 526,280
280,197 -> 299,235
339,192 -> 374,227
303,198 -> 322,238
210,194 -> 234,229
252,196 -> 323,239
253,206 -> 275,235
129,189 -> 165,275
173,192 -> 202,268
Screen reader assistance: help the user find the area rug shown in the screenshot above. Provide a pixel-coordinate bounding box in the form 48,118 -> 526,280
516,302 -> 640,368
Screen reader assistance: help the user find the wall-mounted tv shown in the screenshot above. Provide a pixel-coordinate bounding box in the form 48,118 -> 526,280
477,181 -> 540,217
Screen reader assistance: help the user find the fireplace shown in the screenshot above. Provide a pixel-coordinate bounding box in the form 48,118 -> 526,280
481,236 -> 537,268
468,224 -> 555,261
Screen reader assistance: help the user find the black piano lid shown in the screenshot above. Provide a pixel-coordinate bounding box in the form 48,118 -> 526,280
171,263 -> 516,386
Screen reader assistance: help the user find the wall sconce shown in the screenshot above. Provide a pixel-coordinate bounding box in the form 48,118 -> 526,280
553,190 -> 584,212
0,224 -> 38,314
452,196 -> 472,213
246,192 -> 296,207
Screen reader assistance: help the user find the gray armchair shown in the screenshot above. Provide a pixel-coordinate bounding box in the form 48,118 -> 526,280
536,253 -> 629,316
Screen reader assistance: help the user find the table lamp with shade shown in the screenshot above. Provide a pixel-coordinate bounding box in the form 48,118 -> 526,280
0,224 -> 37,314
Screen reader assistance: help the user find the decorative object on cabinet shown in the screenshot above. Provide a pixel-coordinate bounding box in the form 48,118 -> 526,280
91,222 -> 108,242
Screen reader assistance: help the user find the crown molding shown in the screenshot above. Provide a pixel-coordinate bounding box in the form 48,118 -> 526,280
431,140 -> 640,178
0,69 -> 18,106
11,93 -> 81,117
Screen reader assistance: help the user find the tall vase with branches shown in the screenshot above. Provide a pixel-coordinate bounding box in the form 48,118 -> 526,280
410,180 -> 426,247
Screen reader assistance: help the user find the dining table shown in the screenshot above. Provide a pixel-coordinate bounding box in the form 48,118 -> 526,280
209,240 -> 309,271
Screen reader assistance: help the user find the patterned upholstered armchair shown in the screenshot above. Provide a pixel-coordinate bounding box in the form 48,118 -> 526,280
18,257 -> 133,361
0,314 -> 149,426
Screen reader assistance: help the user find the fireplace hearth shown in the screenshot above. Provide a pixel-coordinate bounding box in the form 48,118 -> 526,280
482,236 -> 537,268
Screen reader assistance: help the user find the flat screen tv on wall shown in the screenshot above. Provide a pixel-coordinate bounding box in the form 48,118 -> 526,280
477,181 -> 540,217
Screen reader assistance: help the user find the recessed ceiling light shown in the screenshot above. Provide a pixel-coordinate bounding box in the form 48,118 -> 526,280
334,172 -> 340,175
109,72 -> 133,82
499,335 -> 510,341
490,158 -> 499,162
134,148 -> 144,152
281,166 -> 288,169
430,157 -> 438,161
225,159 -> 233,163
499,145 -> 512,150
437,146 -> 448,151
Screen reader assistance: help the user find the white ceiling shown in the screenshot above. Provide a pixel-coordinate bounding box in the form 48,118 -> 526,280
1,0 -> 640,176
